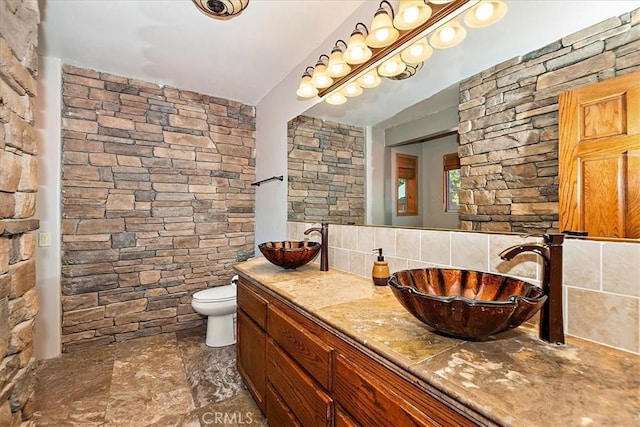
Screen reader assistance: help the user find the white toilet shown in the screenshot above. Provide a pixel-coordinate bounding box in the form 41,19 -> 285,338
191,277 -> 238,347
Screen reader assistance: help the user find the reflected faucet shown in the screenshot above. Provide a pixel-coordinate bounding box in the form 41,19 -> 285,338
499,233 -> 565,344
303,223 -> 329,271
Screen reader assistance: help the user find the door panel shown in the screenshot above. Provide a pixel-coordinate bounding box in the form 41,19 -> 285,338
559,71 -> 640,238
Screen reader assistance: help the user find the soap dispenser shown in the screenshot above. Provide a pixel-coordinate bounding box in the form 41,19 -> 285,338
372,248 -> 390,286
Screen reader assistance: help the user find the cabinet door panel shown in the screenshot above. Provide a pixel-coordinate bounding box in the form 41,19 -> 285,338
267,339 -> 333,427
266,383 -> 302,427
335,405 -> 361,427
237,310 -> 266,414
238,278 -> 267,328
268,305 -> 333,390
335,354 -> 437,427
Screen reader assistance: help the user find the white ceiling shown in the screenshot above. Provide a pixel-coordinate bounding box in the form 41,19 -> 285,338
39,0 -> 366,106
40,0 -> 640,127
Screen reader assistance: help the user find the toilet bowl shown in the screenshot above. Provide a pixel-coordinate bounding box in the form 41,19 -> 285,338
191,282 -> 237,347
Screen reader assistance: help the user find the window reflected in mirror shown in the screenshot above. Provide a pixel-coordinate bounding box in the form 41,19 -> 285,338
396,153 -> 418,216
443,152 -> 461,213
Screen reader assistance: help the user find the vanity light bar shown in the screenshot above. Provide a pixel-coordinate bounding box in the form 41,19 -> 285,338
317,0 -> 478,101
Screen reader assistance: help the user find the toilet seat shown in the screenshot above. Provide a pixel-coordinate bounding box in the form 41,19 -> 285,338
192,285 -> 236,303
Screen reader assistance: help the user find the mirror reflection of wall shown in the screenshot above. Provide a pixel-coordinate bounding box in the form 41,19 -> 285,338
287,116 -> 365,225
292,4 -> 639,240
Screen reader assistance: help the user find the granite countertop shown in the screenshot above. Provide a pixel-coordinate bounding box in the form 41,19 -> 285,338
234,257 -> 640,427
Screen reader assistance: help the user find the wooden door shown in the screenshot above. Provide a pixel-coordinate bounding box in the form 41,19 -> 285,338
559,71 -> 640,238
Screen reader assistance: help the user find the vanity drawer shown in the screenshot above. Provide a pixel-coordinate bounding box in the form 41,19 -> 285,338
335,353 -> 437,427
267,339 -> 333,427
266,383 -> 302,427
335,405 -> 361,427
237,278 -> 267,329
267,305 -> 333,390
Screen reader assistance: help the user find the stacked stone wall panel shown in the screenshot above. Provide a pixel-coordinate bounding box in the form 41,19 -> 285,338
287,116 -> 365,225
458,8 -> 639,233
60,65 -> 256,351
1,0 -> 41,425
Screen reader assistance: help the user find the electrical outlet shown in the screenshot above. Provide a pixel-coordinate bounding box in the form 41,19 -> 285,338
38,232 -> 51,247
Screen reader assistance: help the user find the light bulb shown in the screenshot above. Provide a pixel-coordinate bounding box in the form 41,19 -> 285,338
296,75 -> 317,98
439,27 -> 455,43
358,69 -> 381,89
475,2 -> 495,21
342,82 -> 363,97
378,55 -> 406,77
409,44 -> 424,57
403,6 -> 419,24
351,47 -> 364,60
326,92 -> 347,105
385,62 -> 399,74
375,28 -> 390,42
311,63 -> 333,89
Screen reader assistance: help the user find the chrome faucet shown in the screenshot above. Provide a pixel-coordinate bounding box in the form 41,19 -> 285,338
499,233 -> 565,344
303,223 -> 329,271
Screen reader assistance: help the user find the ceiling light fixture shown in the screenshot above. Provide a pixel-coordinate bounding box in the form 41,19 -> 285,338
310,54 -> 333,89
464,0 -> 508,27
192,0 -> 249,20
430,17 -> 467,49
366,1 -> 400,48
296,67 -> 318,98
394,0 -> 433,30
327,40 -> 352,78
296,0 -> 507,105
343,23 -> 373,64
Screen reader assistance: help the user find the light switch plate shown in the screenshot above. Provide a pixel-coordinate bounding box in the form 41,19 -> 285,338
39,232 -> 51,247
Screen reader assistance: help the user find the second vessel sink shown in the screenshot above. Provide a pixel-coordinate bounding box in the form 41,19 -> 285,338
258,241 -> 321,269
388,268 -> 546,339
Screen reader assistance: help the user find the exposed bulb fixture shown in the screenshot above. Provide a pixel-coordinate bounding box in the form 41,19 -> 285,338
388,62 -> 423,81
378,54 -> 406,77
393,0 -> 432,30
343,23 -> 373,64
297,0 -> 507,107
342,82 -> 364,98
464,1 -> 508,28
296,67 -> 318,99
327,40 -> 351,78
192,0 -> 249,20
311,55 -> 333,89
400,37 -> 433,64
357,69 -> 382,89
366,1 -> 399,49
430,17 -> 466,49
325,92 -> 347,105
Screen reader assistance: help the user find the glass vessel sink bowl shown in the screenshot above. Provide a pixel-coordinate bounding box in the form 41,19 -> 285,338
388,268 -> 547,339
258,241 -> 321,269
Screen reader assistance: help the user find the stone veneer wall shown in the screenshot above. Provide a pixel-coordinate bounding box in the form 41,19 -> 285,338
0,0 -> 41,425
458,9 -> 639,233
60,65 -> 255,352
287,115 -> 365,225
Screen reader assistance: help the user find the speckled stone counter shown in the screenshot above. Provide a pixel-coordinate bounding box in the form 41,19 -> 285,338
234,257 -> 640,427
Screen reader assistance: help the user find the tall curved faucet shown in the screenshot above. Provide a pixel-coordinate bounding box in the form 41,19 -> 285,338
499,233 -> 565,344
303,223 -> 329,272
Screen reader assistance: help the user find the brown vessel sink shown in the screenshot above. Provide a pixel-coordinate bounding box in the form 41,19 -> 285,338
388,268 -> 546,339
258,241 -> 321,269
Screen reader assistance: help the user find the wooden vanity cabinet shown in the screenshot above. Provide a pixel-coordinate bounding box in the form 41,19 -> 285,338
236,274 -> 478,427
236,279 -> 268,414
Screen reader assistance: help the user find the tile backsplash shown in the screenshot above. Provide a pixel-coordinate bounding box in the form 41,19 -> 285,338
287,222 -> 640,355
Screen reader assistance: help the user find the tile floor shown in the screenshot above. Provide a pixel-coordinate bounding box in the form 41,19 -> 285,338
33,327 -> 267,426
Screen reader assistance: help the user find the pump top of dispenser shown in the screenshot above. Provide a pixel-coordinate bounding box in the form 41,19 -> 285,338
374,248 -> 385,261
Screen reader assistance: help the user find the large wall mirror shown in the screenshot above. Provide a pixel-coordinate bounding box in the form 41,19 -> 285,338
287,1 -> 640,241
